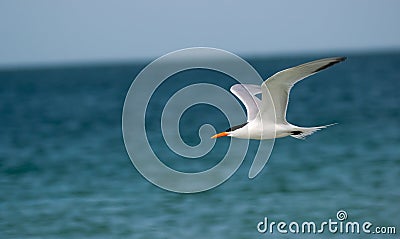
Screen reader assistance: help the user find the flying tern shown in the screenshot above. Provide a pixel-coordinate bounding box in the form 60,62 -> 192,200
211,57 -> 346,140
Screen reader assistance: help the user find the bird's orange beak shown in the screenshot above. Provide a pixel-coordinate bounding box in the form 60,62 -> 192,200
211,132 -> 229,139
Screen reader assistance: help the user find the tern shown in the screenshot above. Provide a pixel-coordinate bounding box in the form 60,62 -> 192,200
211,57 -> 346,140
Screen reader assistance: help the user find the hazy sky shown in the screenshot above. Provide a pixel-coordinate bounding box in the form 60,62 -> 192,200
1,0 -> 399,67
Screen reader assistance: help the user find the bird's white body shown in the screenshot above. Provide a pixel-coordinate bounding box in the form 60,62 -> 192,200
212,57 -> 345,140
228,120 -> 325,140
229,122 -> 288,139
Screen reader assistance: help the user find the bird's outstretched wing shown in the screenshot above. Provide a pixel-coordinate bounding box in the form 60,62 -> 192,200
260,57 -> 346,124
230,84 -> 262,122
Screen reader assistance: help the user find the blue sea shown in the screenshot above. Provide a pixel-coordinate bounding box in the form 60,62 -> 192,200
1,52 -> 399,238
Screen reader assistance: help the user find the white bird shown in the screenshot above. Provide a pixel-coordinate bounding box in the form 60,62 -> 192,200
211,57 -> 346,140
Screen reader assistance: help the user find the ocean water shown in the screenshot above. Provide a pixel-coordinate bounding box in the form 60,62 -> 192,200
1,52 -> 399,238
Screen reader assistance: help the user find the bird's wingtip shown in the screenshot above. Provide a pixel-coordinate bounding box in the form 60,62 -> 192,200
313,57 -> 347,73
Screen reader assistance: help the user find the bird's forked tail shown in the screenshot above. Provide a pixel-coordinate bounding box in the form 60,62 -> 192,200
290,123 -> 337,139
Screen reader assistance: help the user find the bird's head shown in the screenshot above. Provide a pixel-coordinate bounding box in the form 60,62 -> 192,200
211,122 -> 248,139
